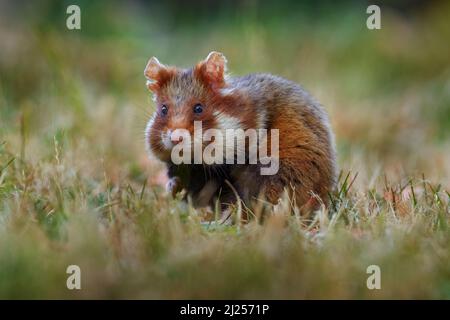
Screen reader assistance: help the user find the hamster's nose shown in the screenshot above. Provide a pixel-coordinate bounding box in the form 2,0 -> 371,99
171,136 -> 183,145
168,130 -> 183,145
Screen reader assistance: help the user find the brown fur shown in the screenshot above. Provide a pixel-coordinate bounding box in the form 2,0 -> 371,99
144,52 -> 337,216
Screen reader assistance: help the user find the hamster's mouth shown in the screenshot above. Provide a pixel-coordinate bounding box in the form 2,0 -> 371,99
161,133 -> 175,150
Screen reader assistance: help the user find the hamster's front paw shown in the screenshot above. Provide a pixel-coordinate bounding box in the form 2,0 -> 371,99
166,176 -> 183,197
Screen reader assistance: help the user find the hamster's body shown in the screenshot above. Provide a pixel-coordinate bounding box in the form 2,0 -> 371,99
144,52 -> 337,216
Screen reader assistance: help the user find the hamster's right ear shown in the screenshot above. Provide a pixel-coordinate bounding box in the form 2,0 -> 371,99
196,51 -> 228,89
144,57 -> 171,92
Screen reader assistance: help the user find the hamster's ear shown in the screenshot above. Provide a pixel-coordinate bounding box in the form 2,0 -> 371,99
197,51 -> 228,88
144,57 -> 169,92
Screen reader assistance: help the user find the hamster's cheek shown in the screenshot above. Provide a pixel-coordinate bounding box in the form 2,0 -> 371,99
160,127 -> 186,150
144,121 -> 169,162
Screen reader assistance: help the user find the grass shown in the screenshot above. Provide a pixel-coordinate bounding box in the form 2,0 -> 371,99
0,1 -> 449,299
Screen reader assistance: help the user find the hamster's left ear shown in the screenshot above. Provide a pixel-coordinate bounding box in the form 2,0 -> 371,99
197,51 -> 228,88
144,57 -> 173,92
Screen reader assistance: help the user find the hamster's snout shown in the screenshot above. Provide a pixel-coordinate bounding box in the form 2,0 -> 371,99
161,129 -> 184,150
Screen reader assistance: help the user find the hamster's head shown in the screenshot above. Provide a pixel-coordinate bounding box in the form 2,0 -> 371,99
144,52 -> 245,163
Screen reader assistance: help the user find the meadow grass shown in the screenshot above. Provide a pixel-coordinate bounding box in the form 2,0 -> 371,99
0,1 -> 449,298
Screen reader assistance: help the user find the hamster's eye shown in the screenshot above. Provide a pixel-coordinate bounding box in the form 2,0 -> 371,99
193,103 -> 203,114
160,105 -> 168,116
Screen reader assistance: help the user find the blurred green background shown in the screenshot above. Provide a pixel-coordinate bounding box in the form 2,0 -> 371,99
0,0 -> 449,299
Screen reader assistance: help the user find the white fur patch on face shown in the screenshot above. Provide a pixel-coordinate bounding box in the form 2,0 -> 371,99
213,111 -> 242,130
144,113 -> 156,155
161,130 -> 173,150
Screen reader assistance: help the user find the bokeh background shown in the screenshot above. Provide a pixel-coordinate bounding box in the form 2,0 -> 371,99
0,0 -> 449,299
